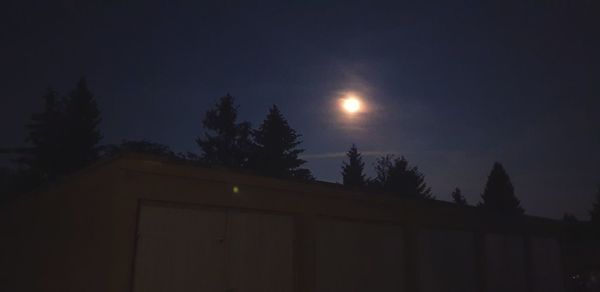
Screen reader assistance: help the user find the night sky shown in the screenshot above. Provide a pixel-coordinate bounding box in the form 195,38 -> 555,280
2,1 -> 599,219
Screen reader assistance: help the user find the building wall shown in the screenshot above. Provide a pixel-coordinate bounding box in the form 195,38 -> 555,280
0,162 -> 127,292
484,234 -> 529,292
418,229 -> 478,292
315,218 -> 405,292
530,237 -> 564,292
0,155 -> 566,292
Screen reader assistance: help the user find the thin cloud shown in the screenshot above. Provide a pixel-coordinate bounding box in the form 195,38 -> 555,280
301,150 -> 399,159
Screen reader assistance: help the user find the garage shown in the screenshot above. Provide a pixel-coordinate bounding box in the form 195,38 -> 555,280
0,153 -> 566,292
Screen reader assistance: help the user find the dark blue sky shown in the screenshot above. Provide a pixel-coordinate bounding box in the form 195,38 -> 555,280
2,0 -> 599,219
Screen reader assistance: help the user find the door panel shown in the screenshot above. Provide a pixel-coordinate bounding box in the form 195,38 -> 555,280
227,212 -> 295,292
133,206 -> 228,292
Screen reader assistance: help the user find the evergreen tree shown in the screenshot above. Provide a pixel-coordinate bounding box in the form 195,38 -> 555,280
479,162 -> 524,214
20,79 -> 102,178
372,155 -> 432,199
196,94 -> 252,168
249,105 -> 312,180
341,144 -> 366,187
590,185 -> 600,225
20,87 -> 65,179
62,78 -> 102,173
451,187 -> 467,205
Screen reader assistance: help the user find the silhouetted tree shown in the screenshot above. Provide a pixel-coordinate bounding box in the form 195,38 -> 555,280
341,144 -> 366,187
196,94 -> 252,168
102,140 -> 175,158
290,168 -> 315,181
5,79 -> 101,203
451,187 -> 467,205
590,185 -> 600,225
249,105 -> 312,180
61,78 -> 102,173
19,87 -> 64,179
479,162 -> 524,214
372,155 -> 432,199
18,79 -> 102,181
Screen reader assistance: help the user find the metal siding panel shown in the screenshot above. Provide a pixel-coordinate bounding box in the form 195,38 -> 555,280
484,234 -> 528,292
531,237 -> 564,292
418,229 -> 478,292
316,219 -> 405,292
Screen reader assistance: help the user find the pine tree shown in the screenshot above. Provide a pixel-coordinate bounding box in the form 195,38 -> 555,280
15,79 -> 101,189
341,144 -> 366,187
590,185 -> 600,225
249,105 -> 312,180
196,94 -> 252,168
372,155 -> 432,199
20,87 -> 65,179
479,162 -> 524,214
62,78 -> 102,173
451,187 -> 467,205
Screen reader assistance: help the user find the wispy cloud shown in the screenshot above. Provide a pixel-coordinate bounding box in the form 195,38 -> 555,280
301,150 -> 399,159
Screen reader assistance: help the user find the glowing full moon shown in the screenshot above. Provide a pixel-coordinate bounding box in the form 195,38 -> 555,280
342,96 -> 361,113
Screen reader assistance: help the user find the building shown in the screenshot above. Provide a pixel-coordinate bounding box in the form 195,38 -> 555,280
1,153 -> 565,292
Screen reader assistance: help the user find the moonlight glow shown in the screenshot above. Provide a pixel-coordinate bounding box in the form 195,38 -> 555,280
341,96 -> 361,113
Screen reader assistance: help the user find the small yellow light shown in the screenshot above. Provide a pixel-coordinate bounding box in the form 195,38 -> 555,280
232,186 -> 240,194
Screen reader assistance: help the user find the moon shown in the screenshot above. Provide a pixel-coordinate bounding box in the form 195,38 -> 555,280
341,96 -> 361,113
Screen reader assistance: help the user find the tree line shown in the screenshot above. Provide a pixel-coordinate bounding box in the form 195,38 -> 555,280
0,81 -> 312,199
1,79 -> 599,225
340,144 -> 523,214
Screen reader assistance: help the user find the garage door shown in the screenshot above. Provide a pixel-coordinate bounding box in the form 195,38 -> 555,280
133,205 -> 294,292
